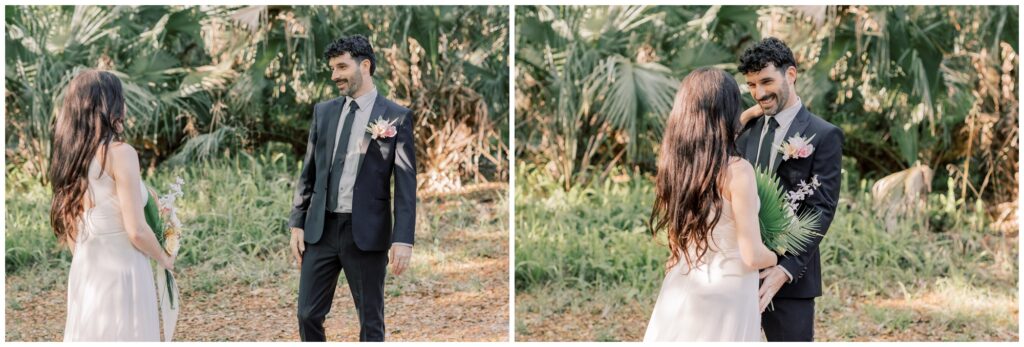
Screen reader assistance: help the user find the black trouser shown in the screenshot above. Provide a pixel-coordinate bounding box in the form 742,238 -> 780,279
761,297 -> 815,341
297,212 -> 388,342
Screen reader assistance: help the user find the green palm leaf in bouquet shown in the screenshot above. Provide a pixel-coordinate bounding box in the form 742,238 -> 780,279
144,188 -> 164,243
144,188 -> 176,307
754,167 -> 821,255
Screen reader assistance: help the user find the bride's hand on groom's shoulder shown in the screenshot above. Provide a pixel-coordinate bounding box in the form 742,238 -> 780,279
740,104 -> 764,127
290,227 -> 305,268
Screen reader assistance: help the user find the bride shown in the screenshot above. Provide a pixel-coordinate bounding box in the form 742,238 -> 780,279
49,69 -> 175,341
645,67 -> 778,341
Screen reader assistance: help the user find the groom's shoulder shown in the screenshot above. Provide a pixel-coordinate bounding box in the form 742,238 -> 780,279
310,97 -> 345,122
376,96 -> 414,123
378,96 -> 411,114
737,118 -> 758,137
314,96 -> 345,109
804,109 -> 844,141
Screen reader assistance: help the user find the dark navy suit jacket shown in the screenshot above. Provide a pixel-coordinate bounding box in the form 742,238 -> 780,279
736,105 -> 843,298
289,94 -> 416,251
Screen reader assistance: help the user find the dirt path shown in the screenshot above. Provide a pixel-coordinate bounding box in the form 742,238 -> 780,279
515,288 -> 1019,342
8,266 -> 507,342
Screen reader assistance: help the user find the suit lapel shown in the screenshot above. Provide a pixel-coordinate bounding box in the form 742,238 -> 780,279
356,94 -> 389,174
322,97 -> 345,163
744,117 -> 764,165
772,105 -> 811,174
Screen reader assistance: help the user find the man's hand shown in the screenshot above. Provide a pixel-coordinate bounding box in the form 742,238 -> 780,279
290,227 -> 305,269
759,266 -> 788,313
389,244 -> 413,276
740,103 -> 765,127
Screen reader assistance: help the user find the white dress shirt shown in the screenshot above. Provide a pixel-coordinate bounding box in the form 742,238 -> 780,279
331,88 -> 378,213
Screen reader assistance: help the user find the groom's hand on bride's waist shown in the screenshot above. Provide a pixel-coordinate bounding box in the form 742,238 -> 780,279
389,243 -> 413,276
290,227 -> 305,268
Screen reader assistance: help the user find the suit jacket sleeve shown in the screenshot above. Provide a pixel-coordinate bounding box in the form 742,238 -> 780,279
289,104 -> 319,230
777,125 -> 844,281
391,108 -> 417,245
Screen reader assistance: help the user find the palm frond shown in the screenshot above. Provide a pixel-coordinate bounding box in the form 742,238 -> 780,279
166,126 -> 236,164
596,56 -> 677,162
755,167 -> 821,255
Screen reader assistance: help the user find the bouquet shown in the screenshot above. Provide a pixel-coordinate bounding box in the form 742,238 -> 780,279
143,176 -> 184,341
754,167 -> 821,255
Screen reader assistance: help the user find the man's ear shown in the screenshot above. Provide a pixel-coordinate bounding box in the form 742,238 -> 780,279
361,59 -> 372,75
786,65 -> 797,82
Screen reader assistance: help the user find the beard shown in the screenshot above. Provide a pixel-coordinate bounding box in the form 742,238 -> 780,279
335,73 -> 362,97
759,80 -> 791,116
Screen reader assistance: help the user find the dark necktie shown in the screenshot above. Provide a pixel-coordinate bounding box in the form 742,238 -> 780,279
327,100 -> 359,211
756,116 -> 780,171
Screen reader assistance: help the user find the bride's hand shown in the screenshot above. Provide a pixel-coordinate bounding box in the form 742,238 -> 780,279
740,104 -> 764,127
161,253 -> 176,271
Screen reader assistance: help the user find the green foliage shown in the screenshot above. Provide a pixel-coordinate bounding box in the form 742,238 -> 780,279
4,165 -> 68,274
516,5 -> 1019,210
514,164 -> 665,292
516,6 -> 683,188
820,181 -> 1013,296
6,5 -> 509,188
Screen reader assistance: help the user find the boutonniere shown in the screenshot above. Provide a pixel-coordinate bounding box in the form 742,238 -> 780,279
366,117 -> 398,140
778,134 -> 816,161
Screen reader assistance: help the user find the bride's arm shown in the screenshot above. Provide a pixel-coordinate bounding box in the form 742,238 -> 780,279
729,160 -> 778,270
108,143 -> 175,270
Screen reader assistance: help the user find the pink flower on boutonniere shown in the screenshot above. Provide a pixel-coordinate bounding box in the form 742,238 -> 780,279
366,118 -> 398,140
778,134 -> 816,161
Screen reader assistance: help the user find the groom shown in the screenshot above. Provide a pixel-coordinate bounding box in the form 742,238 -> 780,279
735,37 -> 843,341
288,35 -> 416,342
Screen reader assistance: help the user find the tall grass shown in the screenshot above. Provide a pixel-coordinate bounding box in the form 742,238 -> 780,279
821,177 -> 1017,296
514,165 -> 1018,341
5,166 -> 68,273
515,164 -> 666,293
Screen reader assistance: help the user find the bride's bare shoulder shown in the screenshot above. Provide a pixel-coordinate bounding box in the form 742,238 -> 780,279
722,157 -> 754,200
106,142 -> 138,159
727,157 -> 754,176
726,157 -> 755,188
104,142 -> 140,179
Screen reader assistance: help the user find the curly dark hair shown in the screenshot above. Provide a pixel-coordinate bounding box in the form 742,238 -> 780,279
737,37 -> 797,75
324,35 -> 376,76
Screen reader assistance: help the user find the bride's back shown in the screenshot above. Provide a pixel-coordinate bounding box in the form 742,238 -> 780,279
78,144 -> 146,240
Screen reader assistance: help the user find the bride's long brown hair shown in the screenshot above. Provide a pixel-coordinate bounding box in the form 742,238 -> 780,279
649,67 -> 742,271
49,69 -> 125,245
